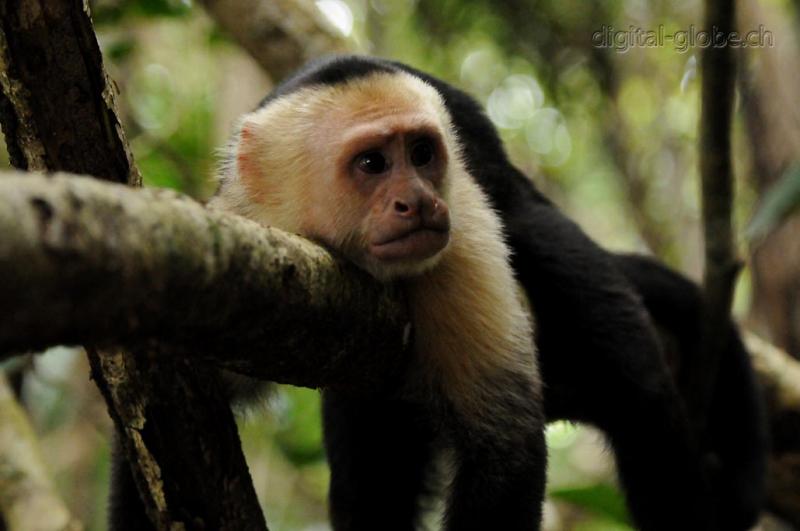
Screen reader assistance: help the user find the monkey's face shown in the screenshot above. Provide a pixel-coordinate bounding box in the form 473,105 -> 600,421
234,72 -> 456,280
333,111 -> 452,280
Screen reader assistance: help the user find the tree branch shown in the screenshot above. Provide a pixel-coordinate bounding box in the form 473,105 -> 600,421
744,331 -> 800,525
687,0 -> 741,427
746,331 -> 800,411
0,373 -> 82,531
200,0 -> 349,81
0,0 -> 139,184
0,1 -> 274,528
0,172 -> 410,390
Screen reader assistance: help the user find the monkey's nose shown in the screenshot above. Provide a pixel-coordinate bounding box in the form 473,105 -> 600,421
392,194 -> 442,222
393,199 -> 415,217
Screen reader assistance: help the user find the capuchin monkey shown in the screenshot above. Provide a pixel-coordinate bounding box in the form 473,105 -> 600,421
213,65 -> 547,531
109,55 -> 766,531
112,58 -> 547,531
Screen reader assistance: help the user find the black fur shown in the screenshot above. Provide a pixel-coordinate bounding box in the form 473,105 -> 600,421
282,56 -> 766,530
109,55 -> 767,530
323,393 -> 436,531
324,369 -> 547,531
614,254 -> 768,530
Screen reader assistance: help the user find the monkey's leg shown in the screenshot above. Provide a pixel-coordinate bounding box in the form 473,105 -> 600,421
613,253 -> 767,530
443,375 -> 547,531
108,431 -> 156,531
322,391 -> 434,531
585,360 -> 715,531
705,323 -> 767,530
539,323 -> 719,530
503,212 -> 715,529
537,300 -> 715,529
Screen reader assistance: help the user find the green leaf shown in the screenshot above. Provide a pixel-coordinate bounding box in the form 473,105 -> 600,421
549,483 -> 632,526
747,163 -> 800,243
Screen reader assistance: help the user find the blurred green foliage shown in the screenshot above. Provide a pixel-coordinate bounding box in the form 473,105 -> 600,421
3,0 -> 794,529
549,484 -> 631,528
92,0 -> 191,24
747,164 -> 800,243
274,387 -> 326,466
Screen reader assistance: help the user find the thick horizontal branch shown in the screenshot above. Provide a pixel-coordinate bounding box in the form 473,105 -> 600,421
0,172 -> 410,392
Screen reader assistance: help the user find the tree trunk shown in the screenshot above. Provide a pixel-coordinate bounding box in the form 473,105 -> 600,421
0,1 -> 263,528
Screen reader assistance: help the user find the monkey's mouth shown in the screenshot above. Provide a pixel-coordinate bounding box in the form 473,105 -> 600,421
371,227 -> 450,262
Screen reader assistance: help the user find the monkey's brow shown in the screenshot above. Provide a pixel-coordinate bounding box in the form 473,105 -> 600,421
340,120 -> 441,148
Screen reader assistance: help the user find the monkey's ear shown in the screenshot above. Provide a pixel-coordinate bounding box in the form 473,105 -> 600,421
236,118 -> 277,207
236,121 -> 259,180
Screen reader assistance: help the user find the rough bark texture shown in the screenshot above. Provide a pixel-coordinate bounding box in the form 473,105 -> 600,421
89,350 -> 268,531
200,0 -> 349,82
0,373 -> 83,531
0,172 -> 410,390
0,2 -> 267,528
0,0 -> 139,184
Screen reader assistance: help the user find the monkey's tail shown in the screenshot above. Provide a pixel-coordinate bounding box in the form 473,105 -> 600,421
614,253 -> 768,530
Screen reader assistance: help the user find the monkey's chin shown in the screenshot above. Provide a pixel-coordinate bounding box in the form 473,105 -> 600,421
364,256 -> 444,281
361,248 -> 447,281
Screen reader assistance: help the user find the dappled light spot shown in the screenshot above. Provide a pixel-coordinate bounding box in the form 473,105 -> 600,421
316,0 -> 354,37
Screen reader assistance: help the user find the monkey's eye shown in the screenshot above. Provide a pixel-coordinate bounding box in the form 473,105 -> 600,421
356,151 -> 389,174
410,139 -> 434,167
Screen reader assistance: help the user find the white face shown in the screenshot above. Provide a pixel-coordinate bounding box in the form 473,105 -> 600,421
233,72 -> 458,280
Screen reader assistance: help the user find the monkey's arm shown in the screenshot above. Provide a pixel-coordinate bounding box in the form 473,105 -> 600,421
323,392 -> 435,531
442,372 -> 547,531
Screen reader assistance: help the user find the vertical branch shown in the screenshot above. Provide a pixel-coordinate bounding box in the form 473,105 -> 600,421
0,1 -> 266,529
688,0 -> 741,427
0,0 -> 139,184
